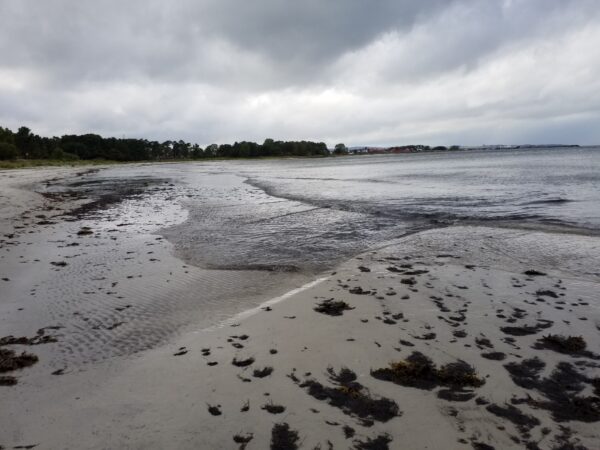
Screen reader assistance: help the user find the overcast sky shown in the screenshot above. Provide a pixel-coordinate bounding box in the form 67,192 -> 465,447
1,0 -> 599,146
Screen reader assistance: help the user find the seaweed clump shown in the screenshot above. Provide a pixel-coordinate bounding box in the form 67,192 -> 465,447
314,299 -> 355,316
0,348 -> 39,373
233,432 -> 253,450
523,270 -> 546,276
293,367 -> 400,424
353,433 -> 392,450
0,375 -> 17,386
271,423 -> 300,450
481,352 -> 506,361
500,320 -> 553,336
253,366 -> 274,378
485,403 -> 540,434
533,335 -> 592,356
371,351 -> 484,393
232,356 -> 255,367
504,359 -> 600,422
262,401 -> 286,414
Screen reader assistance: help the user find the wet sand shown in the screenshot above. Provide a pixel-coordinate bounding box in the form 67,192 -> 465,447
1,168 -> 600,449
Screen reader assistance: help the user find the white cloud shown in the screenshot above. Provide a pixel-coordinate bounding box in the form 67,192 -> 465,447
0,0 -> 599,145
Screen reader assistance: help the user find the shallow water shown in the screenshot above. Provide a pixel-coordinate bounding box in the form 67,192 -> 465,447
162,147 -> 599,272
55,147 -> 600,274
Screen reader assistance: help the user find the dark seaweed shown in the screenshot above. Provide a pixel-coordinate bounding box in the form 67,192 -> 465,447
314,299 -> 355,316
271,423 -> 300,450
353,433 -> 392,450
294,367 -> 400,424
486,403 -> 540,433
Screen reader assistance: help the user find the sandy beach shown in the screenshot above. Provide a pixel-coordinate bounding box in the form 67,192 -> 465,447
1,166 -> 599,450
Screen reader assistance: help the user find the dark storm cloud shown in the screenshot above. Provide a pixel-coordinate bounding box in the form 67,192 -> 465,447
0,0 -> 599,145
0,0 -> 452,88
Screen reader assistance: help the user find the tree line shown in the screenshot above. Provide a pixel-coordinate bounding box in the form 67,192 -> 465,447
0,126 -> 331,161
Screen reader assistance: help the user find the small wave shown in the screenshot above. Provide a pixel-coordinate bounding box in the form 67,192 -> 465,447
522,198 -> 573,205
205,263 -> 301,273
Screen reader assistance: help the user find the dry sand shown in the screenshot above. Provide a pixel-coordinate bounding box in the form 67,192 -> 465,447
1,168 -> 599,450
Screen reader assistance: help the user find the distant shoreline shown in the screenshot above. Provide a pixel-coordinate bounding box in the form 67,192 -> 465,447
1,144 -> 594,170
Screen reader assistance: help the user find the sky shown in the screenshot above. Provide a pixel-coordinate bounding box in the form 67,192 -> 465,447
1,0 -> 599,147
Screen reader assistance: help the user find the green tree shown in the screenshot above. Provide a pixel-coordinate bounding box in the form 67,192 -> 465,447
0,142 -> 18,160
334,143 -> 347,155
205,143 -> 218,157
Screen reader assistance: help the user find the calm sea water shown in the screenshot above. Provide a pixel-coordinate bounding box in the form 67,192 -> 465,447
56,146 -> 600,273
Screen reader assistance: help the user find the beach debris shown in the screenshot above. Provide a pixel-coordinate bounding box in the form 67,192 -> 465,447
261,401 -> 286,414
485,403 -> 540,434
353,433 -> 392,450
293,367 -> 400,424
240,400 -> 250,412
0,327 -> 60,346
77,227 -> 94,236
232,356 -> 255,367
173,347 -> 187,356
314,299 -> 355,316
349,287 -> 370,295
523,270 -> 547,276
0,375 -> 18,386
475,337 -> 493,349
233,432 -> 253,450
413,332 -> 436,340
371,352 -> 484,396
253,366 -> 274,378
500,320 -> 553,336
536,289 -> 558,298
505,359 -> 600,422
207,404 -> 222,416
533,335 -> 590,355
504,358 -> 545,389
271,423 -> 300,450
481,352 -> 506,361
0,348 -> 39,373
343,425 -> 356,438
50,261 -> 68,267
